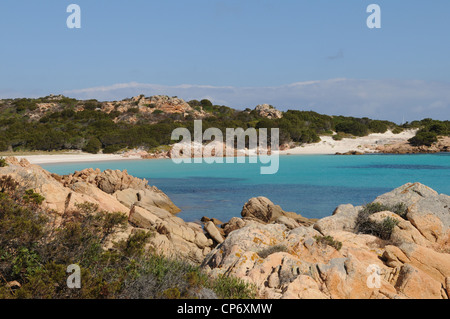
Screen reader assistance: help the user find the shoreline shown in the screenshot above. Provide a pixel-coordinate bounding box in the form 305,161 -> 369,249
12,153 -> 144,165
2,129 -> 421,165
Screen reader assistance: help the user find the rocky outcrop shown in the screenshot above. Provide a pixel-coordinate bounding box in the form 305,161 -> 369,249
114,187 -> 180,214
109,95 -> 207,123
313,204 -> 360,235
2,157 -> 449,298
335,151 -> 364,156
60,168 -> 180,214
128,205 -> 213,263
254,104 -> 283,119
240,197 -> 316,227
61,168 -> 148,194
376,136 -> 450,154
202,183 -> 450,299
0,157 -> 210,263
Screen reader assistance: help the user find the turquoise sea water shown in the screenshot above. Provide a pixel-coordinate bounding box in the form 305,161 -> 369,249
41,154 -> 450,223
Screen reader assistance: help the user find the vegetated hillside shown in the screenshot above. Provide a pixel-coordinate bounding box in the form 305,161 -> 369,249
0,94 -> 448,154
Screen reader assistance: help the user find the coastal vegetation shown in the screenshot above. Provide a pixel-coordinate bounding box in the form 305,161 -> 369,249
355,202 -> 407,240
1,95 -> 447,154
405,118 -> 449,146
313,235 -> 343,251
0,178 -> 256,299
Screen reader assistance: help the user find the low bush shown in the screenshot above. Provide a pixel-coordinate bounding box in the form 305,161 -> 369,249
355,202 -> 406,240
409,131 -> 438,146
314,235 -> 342,251
82,137 -> 102,154
22,189 -> 45,205
210,275 -> 257,299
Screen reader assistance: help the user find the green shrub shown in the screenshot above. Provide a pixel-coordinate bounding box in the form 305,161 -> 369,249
83,100 -> 99,111
211,275 -> 257,299
0,140 -> 8,152
368,121 -> 388,133
103,144 -> 125,154
392,127 -> 404,134
314,235 -> 342,251
0,176 -> 18,193
355,202 -> 406,240
12,99 -> 38,112
428,122 -> 448,135
82,137 -> 102,154
162,287 -> 181,299
409,131 -> 438,146
22,189 -> 45,205
335,121 -> 369,137
379,217 -> 400,239
0,157 -> 7,167
127,107 -> 139,114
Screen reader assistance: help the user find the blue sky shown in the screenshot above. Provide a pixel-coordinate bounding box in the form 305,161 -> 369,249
1,0 -> 449,122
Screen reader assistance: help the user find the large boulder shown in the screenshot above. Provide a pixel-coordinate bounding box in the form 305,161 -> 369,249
204,221 -> 224,244
241,197 -> 315,226
0,157 -> 71,213
62,168 -> 149,194
114,187 -> 180,214
68,181 -> 130,215
129,205 -> 213,263
202,223 -> 399,299
254,104 -> 283,119
204,183 -> 450,299
61,167 -> 181,215
395,264 -> 444,299
374,182 -> 450,243
314,204 -> 360,236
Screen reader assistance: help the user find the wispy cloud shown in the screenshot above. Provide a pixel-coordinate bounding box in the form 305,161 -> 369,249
63,79 -> 450,123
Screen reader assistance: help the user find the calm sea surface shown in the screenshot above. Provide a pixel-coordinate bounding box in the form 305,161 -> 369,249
41,154 -> 450,223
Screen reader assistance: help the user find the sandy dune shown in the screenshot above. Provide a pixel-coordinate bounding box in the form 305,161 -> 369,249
278,129 -> 418,155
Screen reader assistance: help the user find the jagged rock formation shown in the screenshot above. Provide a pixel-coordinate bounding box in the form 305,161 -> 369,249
202,183 -> 450,299
1,158 -> 449,298
376,136 -> 450,154
59,168 -> 180,214
240,197 -> 316,227
14,94 -> 208,125
254,104 -> 283,119
0,157 -> 211,263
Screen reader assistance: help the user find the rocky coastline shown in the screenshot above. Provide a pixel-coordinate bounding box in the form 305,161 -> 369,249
1,157 -> 449,299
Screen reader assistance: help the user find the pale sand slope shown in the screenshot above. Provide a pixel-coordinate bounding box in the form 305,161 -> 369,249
279,129 -> 418,155
15,153 -> 143,165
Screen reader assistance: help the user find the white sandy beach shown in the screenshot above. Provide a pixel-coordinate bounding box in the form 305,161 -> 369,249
9,129 -> 418,164
14,152 -> 143,165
